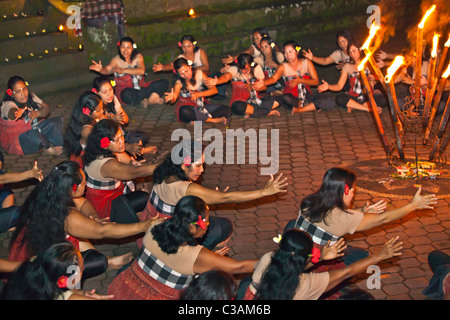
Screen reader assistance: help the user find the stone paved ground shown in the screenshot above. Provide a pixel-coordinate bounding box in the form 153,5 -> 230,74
0,26 -> 449,300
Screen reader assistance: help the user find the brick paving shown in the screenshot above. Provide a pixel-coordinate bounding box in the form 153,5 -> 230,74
0,66 -> 449,300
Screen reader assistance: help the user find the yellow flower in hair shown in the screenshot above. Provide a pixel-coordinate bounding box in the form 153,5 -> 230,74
25,81 -> 29,86
110,80 -> 116,87
270,42 -> 275,48
295,46 -> 301,52
193,41 -> 197,46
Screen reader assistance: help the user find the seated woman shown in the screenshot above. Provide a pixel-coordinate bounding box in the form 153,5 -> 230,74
318,41 -> 387,113
2,242 -> 113,300
108,195 -> 259,300
8,161 -> 161,280
0,157 -> 42,233
164,58 -> 231,124
302,29 -> 353,70
253,40 -> 334,114
140,140 -> 287,251
153,34 -> 210,74
245,229 -> 402,300
0,76 -> 63,156
93,76 -> 157,155
179,270 -> 237,300
89,37 -> 168,108
205,53 -> 280,118
284,167 -> 437,266
257,36 -> 285,95
83,119 -> 161,223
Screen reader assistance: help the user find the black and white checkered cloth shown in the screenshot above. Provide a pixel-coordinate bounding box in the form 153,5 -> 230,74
149,189 -> 175,216
349,70 -> 367,103
294,214 -> 340,246
81,0 -> 125,20
137,246 -> 193,290
86,173 -> 122,190
283,75 -> 308,107
114,67 -> 142,90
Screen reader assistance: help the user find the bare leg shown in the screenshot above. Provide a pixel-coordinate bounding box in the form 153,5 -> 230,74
41,146 -> 63,156
147,92 -> 164,105
205,117 -> 227,124
291,102 -> 317,114
347,100 -> 382,114
107,252 -> 134,270
1,194 -> 14,209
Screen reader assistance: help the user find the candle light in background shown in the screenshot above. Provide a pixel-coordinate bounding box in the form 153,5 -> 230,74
188,8 -> 195,17
415,4 -> 436,109
58,24 -> 64,32
422,33 -> 440,134
358,52 -> 391,155
78,44 -> 84,51
385,55 -> 406,159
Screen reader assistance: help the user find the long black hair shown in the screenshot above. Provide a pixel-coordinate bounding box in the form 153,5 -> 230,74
151,195 -> 208,254
236,53 -> 258,80
3,75 -> 39,111
336,29 -> 354,51
1,242 -> 81,300
83,119 -> 119,166
260,36 -> 283,65
93,76 -> 116,114
255,229 -> 313,300
118,36 -> 139,62
9,161 -> 84,258
63,91 -> 101,157
153,140 -> 203,184
179,270 -> 237,300
347,40 -> 365,65
283,40 -> 305,59
300,167 -> 356,225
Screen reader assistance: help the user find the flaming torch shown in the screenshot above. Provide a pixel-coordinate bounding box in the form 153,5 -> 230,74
429,63 -> 450,160
422,33 -> 440,133
415,4 -> 436,108
358,52 -> 390,155
385,56 -> 406,159
361,23 -> 387,92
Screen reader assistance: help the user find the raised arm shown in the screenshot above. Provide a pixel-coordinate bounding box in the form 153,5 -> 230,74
0,161 -> 43,184
100,158 -> 158,181
318,67 -> 349,93
356,187 -> 438,232
185,173 -> 287,205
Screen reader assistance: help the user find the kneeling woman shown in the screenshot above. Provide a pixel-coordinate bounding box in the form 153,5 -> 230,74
165,58 -> 231,124
83,119 -> 161,223
0,76 -> 63,155
108,195 -> 259,300
9,161 -> 161,280
140,141 -> 287,251
206,53 -> 280,118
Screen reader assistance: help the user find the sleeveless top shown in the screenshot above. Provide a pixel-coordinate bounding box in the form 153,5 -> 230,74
177,50 -> 203,70
228,65 -> 265,105
282,60 -> 313,106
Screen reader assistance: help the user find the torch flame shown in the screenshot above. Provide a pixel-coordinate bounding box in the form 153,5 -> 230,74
361,23 -> 380,52
442,63 -> 450,79
445,33 -> 450,47
358,51 -> 373,72
431,34 -> 439,59
189,8 -> 195,16
385,56 -> 405,83
418,4 -> 436,29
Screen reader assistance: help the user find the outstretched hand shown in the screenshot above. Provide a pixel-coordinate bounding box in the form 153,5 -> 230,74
377,236 -> 403,261
321,238 -> 347,261
362,200 -> 387,214
411,186 -> 438,210
263,173 -> 288,196
30,161 -> 43,181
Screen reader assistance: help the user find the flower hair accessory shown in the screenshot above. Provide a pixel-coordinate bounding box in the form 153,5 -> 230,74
234,58 -> 238,64
295,46 -> 301,52
110,80 -> 116,87
187,60 -> 193,66
132,43 -> 137,49
309,247 -> 321,263
72,183 -> 77,192
82,107 -> 90,116
6,89 -> 13,96
91,88 -> 98,94
192,41 -> 197,46
25,81 -> 29,86
250,61 -> 256,67
273,234 -> 282,244
183,155 -> 191,166
270,42 -> 275,48
57,275 -> 68,288
100,137 -> 110,149
117,41 -> 121,47
178,41 -> 182,47
192,215 -> 207,230
344,184 -> 350,195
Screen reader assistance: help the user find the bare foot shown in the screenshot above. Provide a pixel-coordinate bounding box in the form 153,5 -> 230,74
107,252 -> 133,270
347,107 -> 353,113
291,107 -> 300,115
148,93 -> 164,105
41,146 -> 63,155
243,114 -> 250,119
377,106 -> 383,114
268,110 -> 280,117
140,98 -> 149,109
208,117 -> 227,124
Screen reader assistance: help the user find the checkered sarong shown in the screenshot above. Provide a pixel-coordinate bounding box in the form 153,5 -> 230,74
294,214 -> 340,246
86,174 -> 122,190
114,68 -> 142,90
348,69 -> 371,103
81,0 -> 124,19
149,189 -> 175,216
283,75 -> 308,107
137,246 -> 193,290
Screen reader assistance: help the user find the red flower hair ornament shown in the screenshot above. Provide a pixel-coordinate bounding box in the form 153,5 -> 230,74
100,137 -> 110,149
344,184 -> 350,195
183,156 -> 191,166
192,215 -> 207,230
57,275 -> 68,288
82,107 -> 90,116
6,89 -> 13,96
72,183 -> 77,192
309,247 -> 321,264
91,88 -> 98,94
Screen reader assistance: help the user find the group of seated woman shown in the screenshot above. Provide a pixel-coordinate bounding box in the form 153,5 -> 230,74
0,27 -> 448,300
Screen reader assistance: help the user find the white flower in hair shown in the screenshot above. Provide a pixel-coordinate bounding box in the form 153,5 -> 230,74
187,60 -> 193,66
273,234 -> 282,244
133,43 -> 137,49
